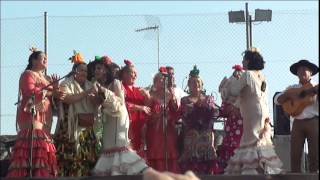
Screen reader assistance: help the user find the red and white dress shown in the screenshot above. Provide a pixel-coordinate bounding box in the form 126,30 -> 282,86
6,70 -> 57,177
217,101 -> 243,172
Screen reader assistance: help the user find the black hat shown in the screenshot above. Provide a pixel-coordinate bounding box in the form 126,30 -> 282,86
290,59 -> 319,76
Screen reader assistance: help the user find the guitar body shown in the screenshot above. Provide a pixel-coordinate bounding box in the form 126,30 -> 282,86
282,83 -> 318,116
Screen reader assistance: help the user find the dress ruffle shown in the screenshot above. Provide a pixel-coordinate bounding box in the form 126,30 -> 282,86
224,142 -> 283,175
6,129 -> 57,177
92,146 -> 148,176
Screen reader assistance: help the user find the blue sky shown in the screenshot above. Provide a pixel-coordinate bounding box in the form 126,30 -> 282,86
1,1 -> 318,18
1,1 -> 319,135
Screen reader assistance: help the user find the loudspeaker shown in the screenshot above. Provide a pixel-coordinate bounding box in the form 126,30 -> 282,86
273,92 -> 291,135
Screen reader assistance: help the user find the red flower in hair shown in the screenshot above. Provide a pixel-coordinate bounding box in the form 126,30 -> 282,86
124,59 -> 133,66
159,66 -> 168,75
232,64 -> 243,72
102,56 -> 112,65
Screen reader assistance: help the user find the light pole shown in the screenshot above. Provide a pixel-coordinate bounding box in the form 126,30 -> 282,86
135,25 -> 160,69
228,2 -> 272,50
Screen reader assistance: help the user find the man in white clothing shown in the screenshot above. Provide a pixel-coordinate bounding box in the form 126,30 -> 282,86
274,59 -> 319,173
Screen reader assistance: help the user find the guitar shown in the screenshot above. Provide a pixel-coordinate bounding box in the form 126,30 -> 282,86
282,83 -> 318,116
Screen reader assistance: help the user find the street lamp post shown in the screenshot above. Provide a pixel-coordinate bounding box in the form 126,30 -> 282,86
228,2 -> 272,50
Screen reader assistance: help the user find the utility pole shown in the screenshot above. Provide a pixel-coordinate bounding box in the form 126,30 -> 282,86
44,12 -> 48,74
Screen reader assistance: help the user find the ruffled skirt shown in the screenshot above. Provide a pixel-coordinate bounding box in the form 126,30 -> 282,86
55,128 -> 98,177
224,142 -> 283,175
6,129 -> 57,177
92,146 -> 148,176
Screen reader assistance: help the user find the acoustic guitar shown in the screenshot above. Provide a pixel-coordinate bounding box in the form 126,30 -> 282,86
282,83 -> 318,117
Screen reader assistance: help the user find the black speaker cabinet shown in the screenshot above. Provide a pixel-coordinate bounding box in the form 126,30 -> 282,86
273,92 -> 291,135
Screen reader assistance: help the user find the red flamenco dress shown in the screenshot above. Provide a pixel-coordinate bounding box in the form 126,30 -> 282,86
145,97 -> 180,173
6,71 -> 58,177
123,84 -> 148,158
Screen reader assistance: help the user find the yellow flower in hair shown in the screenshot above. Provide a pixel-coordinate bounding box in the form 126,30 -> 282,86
69,50 -> 85,64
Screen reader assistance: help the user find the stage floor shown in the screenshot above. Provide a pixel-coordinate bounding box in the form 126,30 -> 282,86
3,174 -> 318,180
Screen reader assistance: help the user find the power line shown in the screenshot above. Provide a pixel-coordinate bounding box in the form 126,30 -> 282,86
1,16 -> 42,21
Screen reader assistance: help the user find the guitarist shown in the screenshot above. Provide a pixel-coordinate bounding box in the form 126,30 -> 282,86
274,59 -> 319,173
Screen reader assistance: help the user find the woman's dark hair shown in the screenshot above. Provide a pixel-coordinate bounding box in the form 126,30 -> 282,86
87,60 -> 99,81
25,51 -> 44,70
243,50 -> 265,70
106,62 -> 120,85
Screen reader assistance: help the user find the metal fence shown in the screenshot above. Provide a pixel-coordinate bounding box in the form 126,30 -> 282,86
1,10 -> 318,135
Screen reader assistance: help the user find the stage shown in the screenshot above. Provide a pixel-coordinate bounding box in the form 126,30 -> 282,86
2,174 -> 318,180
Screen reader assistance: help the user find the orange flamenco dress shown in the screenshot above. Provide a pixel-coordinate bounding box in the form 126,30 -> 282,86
6,70 -> 58,177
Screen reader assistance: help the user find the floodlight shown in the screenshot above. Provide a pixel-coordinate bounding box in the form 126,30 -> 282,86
228,10 -> 245,23
254,9 -> 272,22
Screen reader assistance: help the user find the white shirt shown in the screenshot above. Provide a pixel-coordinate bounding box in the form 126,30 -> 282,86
274,81 -> 319,120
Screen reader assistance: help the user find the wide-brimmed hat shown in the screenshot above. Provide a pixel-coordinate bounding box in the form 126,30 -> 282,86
290,59 -> 319,76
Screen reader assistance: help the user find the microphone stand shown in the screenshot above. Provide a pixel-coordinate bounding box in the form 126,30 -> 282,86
26,72 -> 72,177
162,75 -> 169,171
29,92 -> 36,178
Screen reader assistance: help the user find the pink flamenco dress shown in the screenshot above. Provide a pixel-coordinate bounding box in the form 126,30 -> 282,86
6,70 -> 58,177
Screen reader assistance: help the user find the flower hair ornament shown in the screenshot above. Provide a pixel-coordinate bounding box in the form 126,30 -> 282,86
159,66 -> 168,75
232,64 -> 244,72
95,55 -> 113,65
189,65 -> 200,78
124,59 -> 133,66
69,50 -> 85,64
